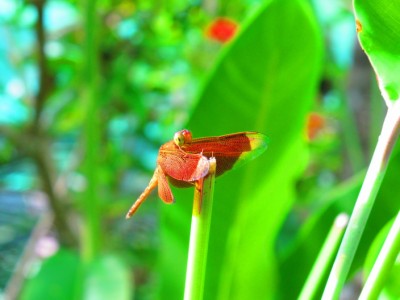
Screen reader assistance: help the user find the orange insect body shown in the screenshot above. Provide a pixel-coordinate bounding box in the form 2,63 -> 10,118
126,129 -> 268,218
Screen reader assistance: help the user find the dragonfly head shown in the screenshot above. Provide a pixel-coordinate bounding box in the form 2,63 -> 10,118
174,129 -> 192,146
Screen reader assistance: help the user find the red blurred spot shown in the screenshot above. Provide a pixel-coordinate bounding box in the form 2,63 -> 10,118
205,17 -> 238,43
306,112 -> 326,141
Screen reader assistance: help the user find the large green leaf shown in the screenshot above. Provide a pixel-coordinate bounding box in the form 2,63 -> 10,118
21,249 -> 80,300
83,254 -> 133,300
159,0 -> 322,299
354,0 -> 400,103
20,250 -> 133,300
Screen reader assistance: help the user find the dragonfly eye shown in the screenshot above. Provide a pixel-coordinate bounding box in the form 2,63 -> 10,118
174,129 -> 192,146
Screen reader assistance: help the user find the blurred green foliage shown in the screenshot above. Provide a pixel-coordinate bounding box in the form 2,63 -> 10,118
1,0 -> 400,299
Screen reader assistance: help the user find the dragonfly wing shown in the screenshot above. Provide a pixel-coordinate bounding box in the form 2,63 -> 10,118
158,147 -> 210,182
182,132 -> 268,176
157,167 -> 174,203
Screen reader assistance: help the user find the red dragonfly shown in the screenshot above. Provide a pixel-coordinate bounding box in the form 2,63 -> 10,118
126,129 -> 268,218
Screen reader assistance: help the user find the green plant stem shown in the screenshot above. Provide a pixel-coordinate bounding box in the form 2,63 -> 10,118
33,0 -> 51,129
184,158 -> 216,300
359,210 -> 400,299
82,0 -> 101,262
299,214 -> 348,300
322,100 -> 400,299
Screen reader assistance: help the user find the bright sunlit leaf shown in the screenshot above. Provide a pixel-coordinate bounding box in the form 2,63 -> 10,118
354,0 -> 400,104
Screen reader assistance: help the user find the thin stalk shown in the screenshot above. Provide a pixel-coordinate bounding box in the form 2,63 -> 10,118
322,100 -> 400,299
82,0 -> 101,262
33,0 -> 51,129
184,158 -> 217,300
299,214 -> 349,300
359,211 -> 400,299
